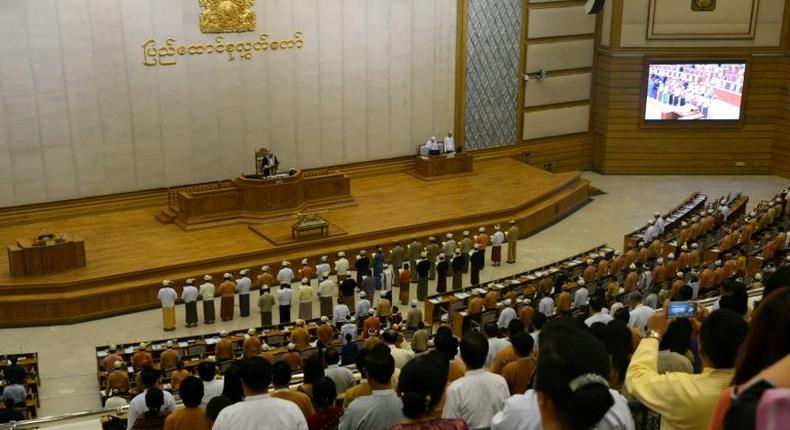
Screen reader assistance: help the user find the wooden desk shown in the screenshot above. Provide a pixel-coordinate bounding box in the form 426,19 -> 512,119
292,221 -> 330,238
168,171 -> 354,229
414,152 -> 473,178
7,237 -> 86,277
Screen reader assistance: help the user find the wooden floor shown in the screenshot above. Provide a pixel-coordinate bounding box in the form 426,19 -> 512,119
0,158 -> 589,326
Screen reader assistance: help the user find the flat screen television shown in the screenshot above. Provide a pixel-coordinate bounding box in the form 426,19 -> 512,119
643,61 -> 747,123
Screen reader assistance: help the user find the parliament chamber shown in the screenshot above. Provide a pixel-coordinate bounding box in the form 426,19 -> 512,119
1,0 -> 789,429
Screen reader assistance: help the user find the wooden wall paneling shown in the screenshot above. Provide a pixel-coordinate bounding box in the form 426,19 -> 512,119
774,57 -> 790,177
593,52 -> 787,175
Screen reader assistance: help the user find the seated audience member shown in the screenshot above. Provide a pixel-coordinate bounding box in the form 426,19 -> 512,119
170,360 -> 190,391
709,286 -> 790,430
386,354 -> 468,430
657,318 -> 694,374
492,320 -> 634,430
131,387 -> 168,430
308,377 -> 344,430
529,312 -> 547,354
298,358 -> 325,405
343,349 -> 372,408
614,307 -> 642,351
324,348 -> 355,396
212,357 -> 307,430
383,329 -> 414,369
585,296 -> 614,327
284,343 -> 304,371
501,331 -> 536,395
410,321 -> 430,353
219,362 -> 243,404
625,308 -> 748,430
627,292 -> 654,334
490,319 -> 525,374
197,361 -> 223,406
164,376 -> 209,430
604,320 -> 634,391
339,346 -> 403,430
105,389 -> 129,410
127,368 -> 177,429
4,357 -> 26,384
0,398 -> 26,423
443,330 -> 510,429
1,378 -> 26,405
484,322 -> 510,369
107,360 -> 130,393
341,333 -> 359,366
270,361 -> 315,419
205,396 -> 232,428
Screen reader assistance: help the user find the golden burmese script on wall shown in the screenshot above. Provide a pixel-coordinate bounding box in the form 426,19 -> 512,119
198,0 -> 256,33
141,33 -> 304,66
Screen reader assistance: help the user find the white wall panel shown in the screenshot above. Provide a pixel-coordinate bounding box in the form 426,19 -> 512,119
0,0 -> 456,206
522,105 -> 590,140
527,6 -> 595,39
523,73 -> 591,107
526,39 -> 594,72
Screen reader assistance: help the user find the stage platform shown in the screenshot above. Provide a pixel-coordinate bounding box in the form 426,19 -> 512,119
0,158 -> 589,327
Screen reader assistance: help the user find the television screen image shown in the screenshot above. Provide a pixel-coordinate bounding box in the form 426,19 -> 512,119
644,62 -> 746,122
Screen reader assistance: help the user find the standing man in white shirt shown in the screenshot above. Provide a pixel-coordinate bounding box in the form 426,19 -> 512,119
126,368 -> 177,430
356,291 -> 371,317
237,269 -> 253,318
382,329 -> 414,369
339,347 -> 403,430
340,315 -> 358,342
212,357 -> 307,430
277,261 -> 295,287
443,131 -> 455,153
197,361 -> 224,406
497,299 -> 517,330
277,283 -> 293,324
443,330 -> 510,429
538,294 -> 555,317
491,224 -> 505,267
315,255 -> 331,283
199,275 -> 216,324
157,280 -> 178,332
335,252 -> 350,283
317,276 -> 337,318
426,136 -> 440,155
324,348 -> 355,395
484,322 -> 510,369
181,278 -> 200,328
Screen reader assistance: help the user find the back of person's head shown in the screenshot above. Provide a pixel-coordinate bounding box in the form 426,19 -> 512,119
144,386 -> 165,415
660,318 -> 692,355
507,319 -> 525,338
532,312 -> 548,330
312,377 -> 338,410
674,285 -> 693,301
484,322 -> 499,338
589,296 -> 604,312
344,333 -> 353,343
435,325 -> 453,337
382,329 -> 399,344
700,309 -> 749,369
433,332 -> 459,362
364,346 -> 395,385
302,358 -> 325,384
178,376 -> 204,408
604,320 -> 633,386
355,348 -> 369,378
3,398 -> 15,410
176,360 -> 185,371
239,356 -> 272,392
460,330 -> 488,369
535,325 -> 614,429
221,361 -> 243,403
197,361 -> 217,382
139,367 -> 161,389
206,395 -> 232,425
511,331 -> 534,358
398,354 -> 449,420
325,348 -> 340,365
271,360 -> 293,387
733,286 -> 790,385
613,307 -> 630,324
588,322 -> 608,343
719,282 -> 748,316
764,265 -> 790,299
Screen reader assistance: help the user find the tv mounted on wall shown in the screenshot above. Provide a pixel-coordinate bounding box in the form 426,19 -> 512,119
642,59 -> 747,124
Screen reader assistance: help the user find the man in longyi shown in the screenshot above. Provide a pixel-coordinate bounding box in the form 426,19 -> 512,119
158,280 -> 178,331
237,269 -> 252,318
199,275 -> 216,324
181,278 -> 200,328
218,273 -> 236,322
506,220 -> 519,264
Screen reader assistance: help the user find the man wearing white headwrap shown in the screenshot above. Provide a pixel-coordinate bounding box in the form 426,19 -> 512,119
182,278 -> 200,328
237,269 -> 252,317
158,280 -> 178,331
389,241 -> 405,287
491,224 -> 505,266
436,254 -> 449,293
426,237 -> 440,280
356,291 -> 371,317
315,256 -> 330,283
654,212 -> 666,234
277,281 -> 293,324
258,286 -> 275,327
298,278 -> 314,320
459,231 -> 473,273
443,233 -> 457,258
443,131 -> 455,153
218,273 -> 236,322
451,250 -> 465,290
475,227 -> 490,269
426,136 -> 439,154
470,244 -> 484,286
415,252 -> 431,300
497,299 -> 517,329
317,275 -> 337,318
408,236 -> 423,284
277,261 -> 295,287
642,219 -> 660,244
199,275 -> 216,324
335,252 -> 350,282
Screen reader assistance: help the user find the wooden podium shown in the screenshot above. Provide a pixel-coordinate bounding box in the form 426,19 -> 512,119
163,171 -> 355,229
7,235 -> 86,277
414,152 -> 473,179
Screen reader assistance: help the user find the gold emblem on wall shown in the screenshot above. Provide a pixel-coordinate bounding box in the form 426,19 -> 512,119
691,0 -> 716,12
198,0 -> 256,33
